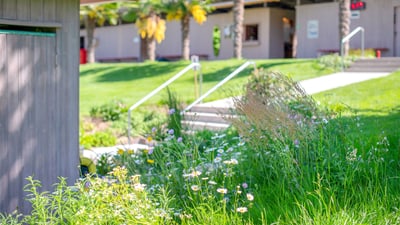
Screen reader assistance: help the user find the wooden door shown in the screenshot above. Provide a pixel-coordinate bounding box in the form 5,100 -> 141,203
0,30 -> 57,213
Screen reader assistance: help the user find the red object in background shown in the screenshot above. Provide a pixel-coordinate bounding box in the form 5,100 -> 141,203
80,49 -> 87,64
351,1 -> 366,10
376,50 -> 381,58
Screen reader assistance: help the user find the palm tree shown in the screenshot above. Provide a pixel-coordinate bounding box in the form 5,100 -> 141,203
233,0 -> 244,59
80,3 -> 120,63
339,0 -> 351,56
121,0 -> 166,61
165,0 -> 212,60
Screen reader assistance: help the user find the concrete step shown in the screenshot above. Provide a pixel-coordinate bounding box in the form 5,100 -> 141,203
182,120 -> 230,131
345,67 -> 399,72
181,102 -> 235,131
346,57 -> 400,73
183,111 -> 236,124
189,105 -> 234,114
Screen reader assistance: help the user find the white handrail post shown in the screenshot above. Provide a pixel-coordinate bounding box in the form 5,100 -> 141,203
361,28 -> 365,58
127,62 -> 200,145
341,26 -> 364,71
182,61 -> 256,113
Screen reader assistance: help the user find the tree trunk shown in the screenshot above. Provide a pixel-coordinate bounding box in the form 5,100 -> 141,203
147,37 -> 156,61
339,0 -> 351,56
233,0 -> 244,59
85,17 -> 97,63
140,37 -> 148,62
181,15 -> 190,60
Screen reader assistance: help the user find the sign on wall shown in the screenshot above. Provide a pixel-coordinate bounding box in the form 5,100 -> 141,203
351,10 -> 360,19
307,20 -> 319,39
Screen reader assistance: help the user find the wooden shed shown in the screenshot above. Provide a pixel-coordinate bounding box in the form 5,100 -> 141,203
0,0 -> 80,213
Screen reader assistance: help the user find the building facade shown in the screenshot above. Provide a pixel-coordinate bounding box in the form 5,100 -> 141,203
80,2 -> 295,61
296,0 -> 400,58
80,0 -> 400,60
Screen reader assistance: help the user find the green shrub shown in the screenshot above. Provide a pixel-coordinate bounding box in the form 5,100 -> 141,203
79,131 -> 116,149
89,99 -> 128,122
317,54 -> 353,71
349,48 -> 377,58
213,26 -> 221,57
113,108 -> 167,138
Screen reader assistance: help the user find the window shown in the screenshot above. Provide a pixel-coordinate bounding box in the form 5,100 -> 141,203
244,24 -> 258,41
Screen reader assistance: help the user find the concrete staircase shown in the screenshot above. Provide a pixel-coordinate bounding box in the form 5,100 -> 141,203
346,57 -> 400,72
181,99 -> 235,131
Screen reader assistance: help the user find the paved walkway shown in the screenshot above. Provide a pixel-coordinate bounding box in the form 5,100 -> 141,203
299,72 -> 391,95
197,71 -> 392,108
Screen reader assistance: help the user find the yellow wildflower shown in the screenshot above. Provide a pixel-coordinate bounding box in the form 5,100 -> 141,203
127,149 -> 134,155
117,149 -> 124,155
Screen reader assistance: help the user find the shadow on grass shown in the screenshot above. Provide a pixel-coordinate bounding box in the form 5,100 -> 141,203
201,60 -> 311,83
332,106 -> 400,151
80,67 -> 113,77
81,59 -> 315,84
81,62 -> 188,83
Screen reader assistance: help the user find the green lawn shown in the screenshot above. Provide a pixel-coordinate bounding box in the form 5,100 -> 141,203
80,58 -> 333,115
313,70 -> 400,149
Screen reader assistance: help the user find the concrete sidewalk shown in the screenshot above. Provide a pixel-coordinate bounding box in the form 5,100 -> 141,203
299,72 -> 391,95
197,71 -> 392,108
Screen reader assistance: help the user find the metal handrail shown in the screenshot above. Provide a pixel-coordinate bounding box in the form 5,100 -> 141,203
182,61 -> 256,113
127,62 -> 201,144
341,26 -> 364,71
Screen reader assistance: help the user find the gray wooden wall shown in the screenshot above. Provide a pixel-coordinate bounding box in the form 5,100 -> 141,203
0,0 -> 80,213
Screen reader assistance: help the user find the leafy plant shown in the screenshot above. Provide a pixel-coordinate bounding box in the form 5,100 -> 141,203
213,26 -> 221,57
89,99 -> 128,122
80,130 -> 116,149
5,168 -> 172,224
317,53 -> 353,71
165,88 -> 183,139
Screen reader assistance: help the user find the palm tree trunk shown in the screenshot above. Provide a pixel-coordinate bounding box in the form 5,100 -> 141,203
233,0 -> 244,59
147,37 -> 156,61
85,17 -> 96,63
339,0 -> 351,56
140,37 -> 148,62
181,15 -> 190,60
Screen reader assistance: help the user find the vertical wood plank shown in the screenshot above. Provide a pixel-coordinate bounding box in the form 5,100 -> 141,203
30,0 -> 43,22
70,0 -> 80,180
56,0 -> 80,181
16,34 -> 29,212
47,36 -> 57,184
43,0 -> 56,22
0,34 -> 9,210
32,35 -> 44,187
0,0 -> 3,18
55,32 -> 63,178
16,0 -> 31,20
2,0 -> 16,19
18,35 -> 35,212
6,34 -> 22,212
